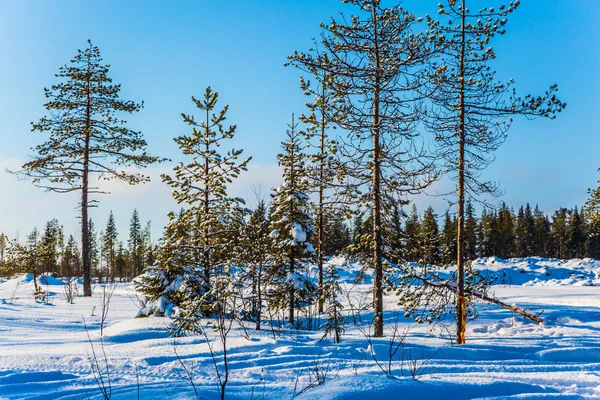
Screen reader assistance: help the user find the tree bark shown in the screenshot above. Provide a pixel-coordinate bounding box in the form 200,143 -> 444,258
317,104 -> 326,314
256,261 -> 263,330
372,5 -> 384,338
455,0 -> 467,344
203,106 -> 211,301
82,51 -> 92,297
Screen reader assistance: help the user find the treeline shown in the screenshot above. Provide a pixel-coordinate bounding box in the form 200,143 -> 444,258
348,202 -> 600,266
0,210 -> 155,281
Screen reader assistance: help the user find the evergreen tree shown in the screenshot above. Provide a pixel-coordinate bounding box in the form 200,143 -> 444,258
496,203 -> 515,259
323,216 -> 351,257
427,0 -> 565,344
89,218 -> 100,280
129,209 -> 143,277
0,233 -> 6,267
515,206 -> 527,257
297,63 -> 347,314
478,209 -> 496,257
102,211 -> 118,281
551,208 -> 568,259
61,235 -> 81,278
143,221 -> 154,267
320,263 -> 344,343
384,199 -> 405,265
585,169 -> 600,233
523,204 -> 536,256
241,200 -> 271,330
420,206 -> 441,266
464,200 -> 478,260
16,41 -> 163,296
40,219 -> 63,275
441,211 -> 457,265
269,114 -> 315,325
533,205 -> 551,257
567,207 -> 586,258
138,87 -> 250,328
404,205 -> 421,263
351,215 -> 364,247
115,242 -> 127,283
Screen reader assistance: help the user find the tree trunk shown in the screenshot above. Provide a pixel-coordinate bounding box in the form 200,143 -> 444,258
317,110 -> 326,314
82,53 -> 92,297
455,0 -> 467,344
203,106 -> 211,303
372,6 -> 384,338
289,248 -> 295,325
256,261 -> 262,330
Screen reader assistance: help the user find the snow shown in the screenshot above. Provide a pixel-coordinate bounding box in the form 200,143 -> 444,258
290,222 -> 307,243
1,258 -> 600,399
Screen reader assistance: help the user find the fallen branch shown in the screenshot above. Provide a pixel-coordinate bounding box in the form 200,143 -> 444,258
395,275 -> 543,324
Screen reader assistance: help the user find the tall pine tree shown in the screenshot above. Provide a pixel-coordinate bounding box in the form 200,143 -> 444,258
16,41 -> 163,296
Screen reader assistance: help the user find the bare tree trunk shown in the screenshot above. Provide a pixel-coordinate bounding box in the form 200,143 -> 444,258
372,6 -> 384,338
455,0 -> 467,344
203,106 -> 211,301
289,248 -> 295,325
82,53 -> 92,297
317,110 -> 326,313
256,261 -> 263,330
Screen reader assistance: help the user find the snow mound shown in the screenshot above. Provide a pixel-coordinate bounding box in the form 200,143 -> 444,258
102,317 -> 172,343
295,375 -> 568,400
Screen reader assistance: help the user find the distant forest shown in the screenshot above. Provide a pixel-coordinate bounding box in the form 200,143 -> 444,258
1,200 -> 596,280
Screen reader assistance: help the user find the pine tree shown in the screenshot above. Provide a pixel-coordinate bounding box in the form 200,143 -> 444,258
478,209 -> 496,257
40,219 -> 63,275
89,218 -> 100,280
289,0 -> 438,337
585,169 -> 600,235
102,211 -> 118,282
241,200 -> 271,330
464,200 -> 478,260
404,205 -> 421,263
320,263 -> 344,343
61,235 -> 82,278
296,62 -> 347,314
427,0 -> 565,344
129,209 -> 143,277
496,203 -> 515,259
16,41 -> 163,296
515,206 -> 527,257
533,205 -> 551,257
323,216 -> 351,257
551,208 -> 568,259
115,242 -> 128,283
0,233 -> 6,267
441,211 -> 457,265
269,114 -> 315,326
567,207 -> 586,258
420,206 -> 441,266
138,87 -> 250,328
143,221 -> 154,267
351,215 -> 363,247
384,198 -> 406,265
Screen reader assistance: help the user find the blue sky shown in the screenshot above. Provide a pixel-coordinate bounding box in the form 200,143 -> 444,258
0,0 -> 598,242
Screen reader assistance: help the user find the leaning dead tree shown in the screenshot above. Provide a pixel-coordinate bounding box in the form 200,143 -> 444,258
425,0 -> 565,343
289,0 -> 438,337
391,268 -> 543,329
14,40 -> 163,296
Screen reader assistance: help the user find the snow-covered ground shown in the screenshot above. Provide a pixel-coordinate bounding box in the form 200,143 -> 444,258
2,258 -> 600,399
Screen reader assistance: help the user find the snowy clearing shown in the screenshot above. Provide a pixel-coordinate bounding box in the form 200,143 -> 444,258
1,258 -> 600,399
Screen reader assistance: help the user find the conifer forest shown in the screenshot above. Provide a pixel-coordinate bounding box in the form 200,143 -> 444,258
1,1 -> 599,399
